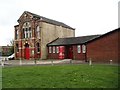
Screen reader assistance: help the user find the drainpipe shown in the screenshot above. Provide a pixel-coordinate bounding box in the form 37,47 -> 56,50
33,18 -> 36,60
85,44 -> 87,62
20,24 -> 22,64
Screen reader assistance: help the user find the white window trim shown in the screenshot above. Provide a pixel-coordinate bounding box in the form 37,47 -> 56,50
77,45 -> 81,53
16,30 -> 19,39
82,45 -> 86,53
23,22 -> 32,39
36,26 -> 40,38
56,46 -> 59,53
53,46 -> 55,53
49,47 -> 52,53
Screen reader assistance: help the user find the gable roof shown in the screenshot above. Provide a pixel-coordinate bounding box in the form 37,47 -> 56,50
47,35 -> 101,46
18,11 -> 75,30
86,28 -> 120,44
47,28 -> 120,46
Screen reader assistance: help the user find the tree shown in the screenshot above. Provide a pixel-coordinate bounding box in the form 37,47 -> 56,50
9,39 -> 14,55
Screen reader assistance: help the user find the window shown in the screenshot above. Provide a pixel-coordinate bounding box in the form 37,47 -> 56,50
24,29 -> 26,38
77,45 -> 81,53
16,30 -> 19,39
23,27 -> 32,38
49,47 -> 52,53
26,28 -> 28,38
36,26 -> 40,38
22,22 -> 32,39
82,45 -> 86,53
16,44 -> 19,52
37,43 -> 40,52
29,27 -> 32,38
22,29 -> 25,38
53,46 -> 55,53
56,46 -> 59,53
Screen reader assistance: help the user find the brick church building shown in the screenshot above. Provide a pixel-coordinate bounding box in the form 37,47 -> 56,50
14,11 -> 75,60
14,11 -> 119,63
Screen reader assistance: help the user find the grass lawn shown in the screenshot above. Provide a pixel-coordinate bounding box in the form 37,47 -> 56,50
2,64 -> 119,88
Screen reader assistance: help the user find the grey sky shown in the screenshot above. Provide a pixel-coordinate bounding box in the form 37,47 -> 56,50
0,0 -> 119,46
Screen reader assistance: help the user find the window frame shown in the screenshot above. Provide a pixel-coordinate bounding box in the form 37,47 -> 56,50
22,22 -> 32,39
82,45 -> 86,53
37,43 -> 40,53
36,26 -> 40,38
49,47 -> 52,53
77,45 -> 81,53
16,30 -> 19,39
53,46 -> 55,53
56,46 -> 59,53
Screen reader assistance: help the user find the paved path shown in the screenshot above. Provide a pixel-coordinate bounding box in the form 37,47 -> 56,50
1,59 -> 85,67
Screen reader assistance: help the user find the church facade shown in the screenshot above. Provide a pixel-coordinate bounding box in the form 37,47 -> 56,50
14,11 -> 75,60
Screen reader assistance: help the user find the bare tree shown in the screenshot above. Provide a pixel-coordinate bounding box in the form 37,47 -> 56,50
9,39 -> 14,55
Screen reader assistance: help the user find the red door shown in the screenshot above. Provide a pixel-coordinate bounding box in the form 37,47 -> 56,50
25,47 -> 30,60
69,47 -> 73,59
59,46 -> 65,59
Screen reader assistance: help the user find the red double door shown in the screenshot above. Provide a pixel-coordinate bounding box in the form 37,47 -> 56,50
25,47 -> 30,60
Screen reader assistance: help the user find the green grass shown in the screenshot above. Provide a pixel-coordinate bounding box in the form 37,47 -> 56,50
0,67 -> 2,89
2,64 -> 119,88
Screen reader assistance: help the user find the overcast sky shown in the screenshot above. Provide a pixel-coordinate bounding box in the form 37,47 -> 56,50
0,0 -> 119,46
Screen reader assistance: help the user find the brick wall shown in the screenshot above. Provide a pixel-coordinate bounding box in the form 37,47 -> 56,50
73,45 -> 86,60
14,12 -> 75,60
47,46 -> 59,59
87,30 -> 119,63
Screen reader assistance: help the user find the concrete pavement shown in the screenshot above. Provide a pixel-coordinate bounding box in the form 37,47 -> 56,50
1,59 -> 85,67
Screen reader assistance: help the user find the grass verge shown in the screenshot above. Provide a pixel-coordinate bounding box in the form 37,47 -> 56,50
2,64 -> 119,88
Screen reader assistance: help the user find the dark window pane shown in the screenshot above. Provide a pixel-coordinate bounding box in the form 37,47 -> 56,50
16,44 -> 19,52
37,43 -> 40,52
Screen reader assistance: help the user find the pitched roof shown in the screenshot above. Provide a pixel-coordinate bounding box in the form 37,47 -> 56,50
86,28 -> 120,44
47,28 -> 120,46
47,35 -> 101,46
22,11 -> 75,30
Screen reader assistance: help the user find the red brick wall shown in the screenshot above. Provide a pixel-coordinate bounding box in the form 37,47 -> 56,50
47,46 -> 59,59
73,45 -> 86,60
48,53 -> 59,59
48,45 -> 87,60
87,30 -> 119,63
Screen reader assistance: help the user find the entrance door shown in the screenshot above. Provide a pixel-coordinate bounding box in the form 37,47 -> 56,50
68,46 -> 73,59
24,43 -> 30,60
65,46 -> 73,59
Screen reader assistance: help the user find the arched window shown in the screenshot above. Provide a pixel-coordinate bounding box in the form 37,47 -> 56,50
15,26 -> 19,40
29,27 -> 32,38
22,22 -> 32,38
36,26 -> 40,38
